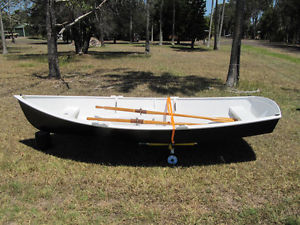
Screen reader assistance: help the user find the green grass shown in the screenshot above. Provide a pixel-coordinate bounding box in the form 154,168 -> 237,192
17,63 -> 36,67
0,38 -> 299,224
243,45 -> 300,64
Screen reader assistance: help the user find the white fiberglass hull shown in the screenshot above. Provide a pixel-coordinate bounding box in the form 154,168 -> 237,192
15,95 -> 281,143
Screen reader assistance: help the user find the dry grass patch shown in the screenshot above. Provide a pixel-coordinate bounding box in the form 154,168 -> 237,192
0,38 -> 299,224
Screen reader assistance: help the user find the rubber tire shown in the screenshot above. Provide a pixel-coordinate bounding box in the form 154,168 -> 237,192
167,155 -> 178,165
35,131 -> 51,150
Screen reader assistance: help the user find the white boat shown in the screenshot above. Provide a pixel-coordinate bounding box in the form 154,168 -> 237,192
15,95 -> 281,144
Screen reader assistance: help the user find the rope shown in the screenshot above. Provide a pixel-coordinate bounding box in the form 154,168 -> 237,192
167,97 -> 175,144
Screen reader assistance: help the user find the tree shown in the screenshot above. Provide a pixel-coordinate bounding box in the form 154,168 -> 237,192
222,1 -> 235,36
1,0 -> 31,54
57,0 -> 109,54
129,0 -> 133,42
218,0 -> 226,46
171,0 -> 175,45
1,0 -> 29,43
7,0 -> 15,43
213,0 -> 219,50
256,0 -> 300,43
0,7 -> 8,54
276,0 -> 300,43
29,0 -> 148,47
159,0 -> 164,45
185,0 -> 206,49
226,0 -> 245,87
28,0 -> 47,37
46,0 -> 61,79
207,0 -> 214,48
145,0 -> 150,54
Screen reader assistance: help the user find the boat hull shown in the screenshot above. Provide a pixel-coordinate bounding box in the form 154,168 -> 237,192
18,100 -> 280,143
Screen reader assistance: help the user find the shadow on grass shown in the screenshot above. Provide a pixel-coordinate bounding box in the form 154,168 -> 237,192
20,135 -> 256,167
261,41 -> 300,53
5,50 -> 145,61
28,69 -> 223,95
29,41 -> 73,45
5,51 -> 76,61
6,46 -> 33,54
88,51 -> 146,59
171,46 -> 210,52
281,87 -> 300,93
101,71 -> 224,95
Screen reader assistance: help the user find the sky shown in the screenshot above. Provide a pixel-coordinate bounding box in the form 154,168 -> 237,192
205,0 -> 228,16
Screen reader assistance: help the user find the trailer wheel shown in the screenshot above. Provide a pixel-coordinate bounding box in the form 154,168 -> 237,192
167,155 -> 178,165
35,131 -> 51,150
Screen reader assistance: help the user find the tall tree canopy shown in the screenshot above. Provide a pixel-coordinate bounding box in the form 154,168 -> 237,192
185,0 -> 206,48
27,0 -> 208,51
217,0 -> 299,43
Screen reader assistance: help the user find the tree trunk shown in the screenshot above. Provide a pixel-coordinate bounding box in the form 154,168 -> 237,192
129,3 -> 133,43
253,14 -> 258,39
0,9 -> 8,54
8,0 -> 15,44
218,0 -> 226,47
82,35 -> 91,54
207,0 -> 214,48
46,0 -> 61,79
151,24 -> 153,43
129,15 -> 133,42
58,0 -> 108,36
145,0 -> 150,54
95,9 -> 105,46
171,0 -> 175,46
72,23 -> 91,54
72,25 -> 82,54
226,0 -> 245,88
191,38 -> 195,49
99,34 -> 104,46
213,0 -> 219,50
159,0 -> 164,45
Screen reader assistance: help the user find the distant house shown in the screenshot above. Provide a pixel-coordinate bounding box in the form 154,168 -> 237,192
14,24 -> 28,37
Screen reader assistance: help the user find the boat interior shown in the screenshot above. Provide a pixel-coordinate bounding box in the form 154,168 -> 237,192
16,95 -> 281,129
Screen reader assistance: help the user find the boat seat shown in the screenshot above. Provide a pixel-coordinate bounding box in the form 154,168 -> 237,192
62,107 -> 80,119
229,106 -> 256,121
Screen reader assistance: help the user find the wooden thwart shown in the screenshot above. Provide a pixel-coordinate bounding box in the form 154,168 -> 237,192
95,105 -> 235,123
87,117 -> 203,126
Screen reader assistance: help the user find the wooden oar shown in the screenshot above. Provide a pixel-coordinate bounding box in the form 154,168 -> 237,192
95,105 -> 235,123
87,117 -> 204,126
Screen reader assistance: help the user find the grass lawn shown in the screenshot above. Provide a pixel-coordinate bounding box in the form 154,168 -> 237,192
0,37 -> 299,224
